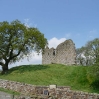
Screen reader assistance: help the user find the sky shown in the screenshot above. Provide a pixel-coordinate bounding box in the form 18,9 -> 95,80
0,0 -> 99,68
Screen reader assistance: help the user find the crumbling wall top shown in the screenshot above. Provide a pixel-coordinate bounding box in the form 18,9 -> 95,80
42,39 -> 76,65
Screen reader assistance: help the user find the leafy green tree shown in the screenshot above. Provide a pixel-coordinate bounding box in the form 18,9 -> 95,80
86,38 -> 99,85
85,38 -> 99,64
76,47 -> 87,66
0,20 -> 47,73
76,38 -> 99,88
76,38 -> 99,66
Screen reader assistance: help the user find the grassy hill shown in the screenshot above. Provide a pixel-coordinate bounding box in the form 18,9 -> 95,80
0,64 -> 99,93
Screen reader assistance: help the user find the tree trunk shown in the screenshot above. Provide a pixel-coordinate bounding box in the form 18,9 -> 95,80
2,63 -> 9,74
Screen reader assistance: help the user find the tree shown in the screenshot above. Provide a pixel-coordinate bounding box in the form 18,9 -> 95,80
86,38 -> 99,88
76,47 -> 87,66
0,20 -> 47,73
76,38 -> 99,66
85,38 -> 99,64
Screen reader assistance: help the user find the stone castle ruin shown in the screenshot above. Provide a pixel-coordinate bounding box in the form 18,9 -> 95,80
42,39 -> 76,65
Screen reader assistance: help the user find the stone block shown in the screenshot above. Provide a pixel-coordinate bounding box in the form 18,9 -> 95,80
49,85 -> 57,89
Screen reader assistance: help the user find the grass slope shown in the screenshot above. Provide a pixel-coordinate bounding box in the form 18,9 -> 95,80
0,64 -> 98,93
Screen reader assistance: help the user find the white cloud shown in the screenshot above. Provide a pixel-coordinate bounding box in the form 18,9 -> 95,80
48,37 -> 66,48
9,52 -> 42,68
8,37 -> 66,68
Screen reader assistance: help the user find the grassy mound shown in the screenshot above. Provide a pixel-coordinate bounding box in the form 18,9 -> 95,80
0,64 -> 99,93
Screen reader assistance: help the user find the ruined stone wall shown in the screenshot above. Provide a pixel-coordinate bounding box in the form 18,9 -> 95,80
42,47 -> 56,64
42,39 -> 76,65
0,79 -> 99,99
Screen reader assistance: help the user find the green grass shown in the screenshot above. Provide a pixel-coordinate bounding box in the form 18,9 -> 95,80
0,64 -> 99,93
0,87 -> 20,95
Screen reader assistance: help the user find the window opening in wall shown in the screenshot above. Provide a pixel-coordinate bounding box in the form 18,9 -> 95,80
53,49 -> 56,55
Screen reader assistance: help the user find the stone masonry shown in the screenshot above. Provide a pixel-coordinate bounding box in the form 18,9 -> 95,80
0,79 -> 99,99
42,39 -> 76,65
